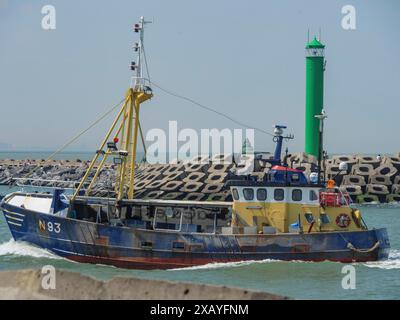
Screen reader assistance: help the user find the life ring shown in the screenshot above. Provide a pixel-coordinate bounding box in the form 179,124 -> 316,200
336,213 -> 351,228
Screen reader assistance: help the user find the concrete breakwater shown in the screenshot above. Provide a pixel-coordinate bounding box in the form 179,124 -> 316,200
1,152 -> 400,204
300,153 -> 400,204
0,269 -> 286,299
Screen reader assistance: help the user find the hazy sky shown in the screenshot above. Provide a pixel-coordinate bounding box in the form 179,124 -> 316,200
0,0 -> 399,154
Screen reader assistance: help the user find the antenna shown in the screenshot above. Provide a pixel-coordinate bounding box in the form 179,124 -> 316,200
272,125 -> 294,163
315,110 -> 328,184
319,27 -> 321,41
131,16 -> 152,90
307,28 -> 310,42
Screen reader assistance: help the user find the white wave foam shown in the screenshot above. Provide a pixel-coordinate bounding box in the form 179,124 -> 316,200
169,259 -> 278,271
363,249 -> 400,270
0,238 -> 61,259
172,251 -> 400,271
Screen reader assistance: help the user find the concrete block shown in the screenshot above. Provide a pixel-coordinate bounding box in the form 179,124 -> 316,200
208,163 -> 233,173
180,182 -> 204,193
391,184 -> 400,194
352,164 -> 374,184
366,184 -> 389,195
145,179 -> 167,190
212,153 -> 233,163
333,154 -> 357,165
325,164 -> 346,185
182,192 -> 206,201
163,171 -> 185,182
386,194 -> 400,203
383,156 -> 400,170
339,185 -> 363,196
160,181 -> 183,192
369,175 -> 392,186
190,154 -> 210,164
205,172 -> 228,184
184,163 -> 209,173
143,190 -> 164,199
183,172 -> 206,183
342,175 -> 366,187
356,155 -> 381,168
161,192 -> 184,200
207,192 -> 228,202
202,183 -> 224,194
134,179 -> 152,189
356,194 -> 380,204
375,164 -> 398,181
163,164 -> 185,176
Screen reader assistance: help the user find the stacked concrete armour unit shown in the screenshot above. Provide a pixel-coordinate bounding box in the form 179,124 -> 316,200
330,154 -> 400,203
130,152 -> 400,203
275,152 -> 400,204
1,152 -> 400,203
130,154 -> 237,202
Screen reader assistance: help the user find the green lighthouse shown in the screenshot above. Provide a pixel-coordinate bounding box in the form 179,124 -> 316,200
305,37 -> 325,157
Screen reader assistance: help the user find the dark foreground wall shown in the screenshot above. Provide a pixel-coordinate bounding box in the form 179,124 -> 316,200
0,269 -> 287,300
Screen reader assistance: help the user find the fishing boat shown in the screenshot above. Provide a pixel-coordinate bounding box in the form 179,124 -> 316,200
0,18 -> 390,269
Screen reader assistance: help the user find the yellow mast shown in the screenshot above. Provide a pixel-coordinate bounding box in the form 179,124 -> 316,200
128,98 -> 140,199
71,16 -> 152,202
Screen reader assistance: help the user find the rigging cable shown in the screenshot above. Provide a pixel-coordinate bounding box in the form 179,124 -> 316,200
140,44 -> 274,137
150,81 -> 275,137
13,98 -> 125,183
142,44 -> 151,85
44,98 -> 125,161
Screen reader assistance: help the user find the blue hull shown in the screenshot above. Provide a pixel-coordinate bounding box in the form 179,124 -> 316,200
1,201 -> 391,269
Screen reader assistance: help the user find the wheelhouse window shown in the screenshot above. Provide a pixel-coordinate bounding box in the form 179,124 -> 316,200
304,213 -> 315,224
274,188 -> 284,201
292,189 -> 302,201
309,190 -> 318,201
232,188 -> 239,201
320,213 -> 330,224
256,188 -> 267,201
243,188 -> 254,201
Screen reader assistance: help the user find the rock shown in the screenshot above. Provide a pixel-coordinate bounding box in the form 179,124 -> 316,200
0,269 -> 287,300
